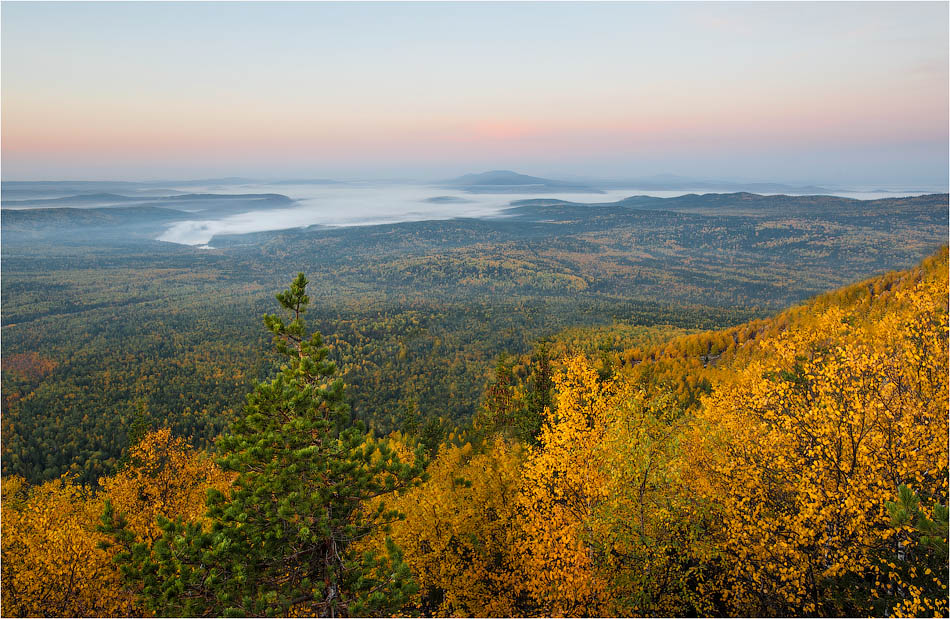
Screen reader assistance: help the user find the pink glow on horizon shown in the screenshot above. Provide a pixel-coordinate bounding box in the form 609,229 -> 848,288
2,2 -> 946,182
5,103 -> 943,162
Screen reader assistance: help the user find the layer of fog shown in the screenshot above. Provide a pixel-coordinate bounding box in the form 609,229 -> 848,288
155,183 -> 635,245
140,181 -> 938,246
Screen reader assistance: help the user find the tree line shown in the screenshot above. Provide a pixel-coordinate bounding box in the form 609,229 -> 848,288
2,248 -> 947,617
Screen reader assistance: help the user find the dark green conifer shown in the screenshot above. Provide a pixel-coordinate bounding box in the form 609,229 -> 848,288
103,273 -> 423,617
521,342 -> 553,444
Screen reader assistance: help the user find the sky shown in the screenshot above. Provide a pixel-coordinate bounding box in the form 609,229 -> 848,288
2,1 -> 948,187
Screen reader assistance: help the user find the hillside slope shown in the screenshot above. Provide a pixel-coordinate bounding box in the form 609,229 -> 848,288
2,249 -> 946,618
401,247 -> 948,617
585,245 -> 949,410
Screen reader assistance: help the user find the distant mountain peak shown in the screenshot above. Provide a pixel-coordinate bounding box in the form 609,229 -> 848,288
442,170 -> 604,193
447,170 -> 551,186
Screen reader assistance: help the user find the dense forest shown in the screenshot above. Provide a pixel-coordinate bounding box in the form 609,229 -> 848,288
3,0 -> 947,612
2,247 -> 947,617
1,191 -> 948,616
2,192 -> 947,485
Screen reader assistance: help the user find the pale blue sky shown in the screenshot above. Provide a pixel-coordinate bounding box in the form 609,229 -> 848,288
2,1 -> 948,186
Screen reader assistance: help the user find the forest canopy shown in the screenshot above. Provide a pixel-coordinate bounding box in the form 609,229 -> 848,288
2,248 -> 947,617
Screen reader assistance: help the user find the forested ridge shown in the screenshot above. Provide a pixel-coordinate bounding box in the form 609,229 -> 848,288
2,248 -> 947,617
3,192 -> 947,486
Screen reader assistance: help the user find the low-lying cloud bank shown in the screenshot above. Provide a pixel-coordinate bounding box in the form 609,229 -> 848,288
153,183 -> 643,245
4,179 -> 936,247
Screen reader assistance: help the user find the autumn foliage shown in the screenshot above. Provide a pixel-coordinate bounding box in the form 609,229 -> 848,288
388,249 -> 948,617
381,437 -> 526,616
2,250 -> 947,617
694,255 -> 949,616
1,429 -> 230,617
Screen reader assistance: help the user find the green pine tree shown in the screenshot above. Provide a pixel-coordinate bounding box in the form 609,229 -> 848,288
103,273 -> 424,617
480,353 -> 515,430
521,342 -> 553,444
878,484 -> 949,615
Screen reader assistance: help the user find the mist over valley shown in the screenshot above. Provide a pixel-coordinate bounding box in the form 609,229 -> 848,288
2,173 -> 939,247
